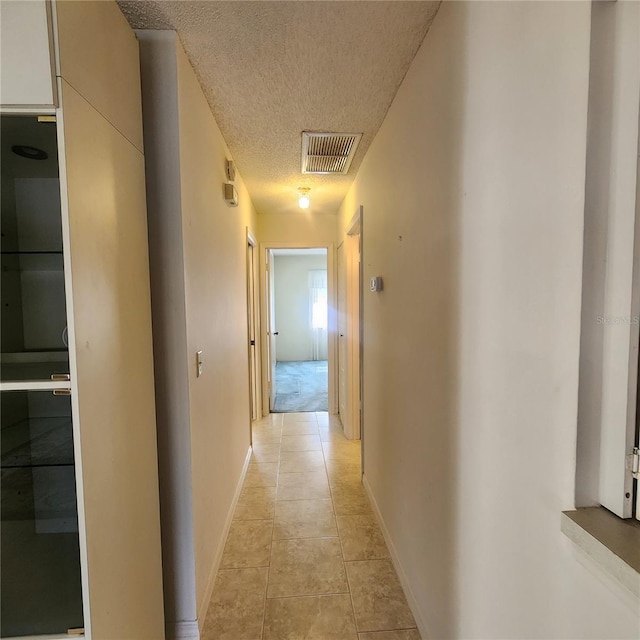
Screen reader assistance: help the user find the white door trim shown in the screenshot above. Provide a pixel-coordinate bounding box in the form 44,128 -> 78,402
246,228 -> 259,428
259,242 -> 337,415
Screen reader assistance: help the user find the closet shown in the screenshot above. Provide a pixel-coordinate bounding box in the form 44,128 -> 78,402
0,2 -> 164,638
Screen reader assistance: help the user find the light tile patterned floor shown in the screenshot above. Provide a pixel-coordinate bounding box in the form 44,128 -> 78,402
202,412 -> 421,640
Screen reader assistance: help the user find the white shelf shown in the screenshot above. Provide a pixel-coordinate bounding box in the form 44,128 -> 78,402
0,380 -> 70,392
562,508 -> 640,598
1,351 -> 68,364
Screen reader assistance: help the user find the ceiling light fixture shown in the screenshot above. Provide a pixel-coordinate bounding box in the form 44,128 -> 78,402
298,187 -> 311,209
12,145 -> 48,160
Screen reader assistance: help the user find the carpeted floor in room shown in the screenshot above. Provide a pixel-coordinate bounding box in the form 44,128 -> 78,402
274,361 -> 328,412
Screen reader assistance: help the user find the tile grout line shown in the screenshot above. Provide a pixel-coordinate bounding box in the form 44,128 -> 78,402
253,413 -> 381,639
322,422 -> 361,637
259,416 -> 282,640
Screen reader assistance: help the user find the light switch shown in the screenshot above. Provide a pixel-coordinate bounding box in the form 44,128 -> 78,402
196,350 -> 204,377
370,276 -> 383,292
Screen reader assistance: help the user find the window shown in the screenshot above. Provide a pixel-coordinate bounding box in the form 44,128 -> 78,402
309,270 -> 328,331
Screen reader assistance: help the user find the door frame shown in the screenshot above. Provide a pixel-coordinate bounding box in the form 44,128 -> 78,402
265,248 -> 277,412
246,229 -> 260,434
337,240 -> 348,431
346,206 -> 363,442
259,242 -> 337,416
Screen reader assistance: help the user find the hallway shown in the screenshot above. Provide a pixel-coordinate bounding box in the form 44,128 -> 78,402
202,412 -> 420,640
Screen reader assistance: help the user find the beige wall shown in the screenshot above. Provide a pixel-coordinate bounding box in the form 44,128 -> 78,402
139,31 -> 258,637
339,2 -> 639,639
176,40 -> 258,619
274,254 -> 328,362
257,211 -> 338,245
258,212 -> 338,413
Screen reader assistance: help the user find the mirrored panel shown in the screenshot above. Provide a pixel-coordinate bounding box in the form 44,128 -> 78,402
1,116 -> 69,382
1,390 -> 83,637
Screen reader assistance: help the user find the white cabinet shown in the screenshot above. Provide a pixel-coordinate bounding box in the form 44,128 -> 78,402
1,114 -> 81,636
0,0 -> 56,109
0,2 -> 164,638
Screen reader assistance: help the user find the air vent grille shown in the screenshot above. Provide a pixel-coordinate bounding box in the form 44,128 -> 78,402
301,132 -> 363,174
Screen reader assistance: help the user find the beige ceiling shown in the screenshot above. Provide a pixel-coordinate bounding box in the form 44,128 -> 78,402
118,1 -> 440,215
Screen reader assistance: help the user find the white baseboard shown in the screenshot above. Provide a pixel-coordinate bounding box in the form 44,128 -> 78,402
166,620 -> 199,640
196,445 -> 253,627
362,474 -> 431,640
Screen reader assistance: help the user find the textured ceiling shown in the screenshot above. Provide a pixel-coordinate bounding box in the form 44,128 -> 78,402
118,1 -> 440,215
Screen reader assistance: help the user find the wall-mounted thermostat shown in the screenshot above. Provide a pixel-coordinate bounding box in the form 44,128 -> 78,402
224,182 -> 238,206
370,276 -> 383,292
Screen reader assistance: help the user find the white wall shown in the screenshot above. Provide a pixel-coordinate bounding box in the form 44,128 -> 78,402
139,31 -> 258,637
575,0 -> 640,517
339,2 -> 640,639
274,254 -> 327,362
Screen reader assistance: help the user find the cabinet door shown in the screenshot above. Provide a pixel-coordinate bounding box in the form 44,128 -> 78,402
0,115 -> 83,637
58,77 -> 164,640
0,0 -> 56,109
1,116 -> 69,381
1,390 -> 83,637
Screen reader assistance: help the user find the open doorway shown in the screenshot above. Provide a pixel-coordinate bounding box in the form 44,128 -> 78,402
246,232 -> 259,426
337,206 -> 363,441
267,248 -> 328,412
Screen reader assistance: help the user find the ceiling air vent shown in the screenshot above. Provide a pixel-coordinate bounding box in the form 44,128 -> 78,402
301,132 -> 363,174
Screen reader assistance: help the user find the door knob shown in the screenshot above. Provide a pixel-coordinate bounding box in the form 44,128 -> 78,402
274,332 -> 279,336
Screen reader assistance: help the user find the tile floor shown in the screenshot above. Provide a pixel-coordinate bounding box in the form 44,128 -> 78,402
201,412 -> 421,640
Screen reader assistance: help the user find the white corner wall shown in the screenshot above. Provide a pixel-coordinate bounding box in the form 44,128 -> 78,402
138,30 -> 258,638
339,2 -> 640,639
274,254 -> 328,362
138,30 -> 196,633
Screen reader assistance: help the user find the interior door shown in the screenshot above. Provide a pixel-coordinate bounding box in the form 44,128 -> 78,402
266,249 -> 277,411
337,242 -> 348,426
247,240 -> 258,422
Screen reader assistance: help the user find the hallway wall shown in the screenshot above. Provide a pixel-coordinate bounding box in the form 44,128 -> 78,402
139,31 -> 258,637
257,211 -> 338,414
257,211 -> 338,245
339,2 -> 639,639
176,38 -> 258,623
